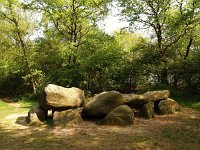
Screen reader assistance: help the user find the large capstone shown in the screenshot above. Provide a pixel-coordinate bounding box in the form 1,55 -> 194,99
53,109 -> 83,127
99,105 -> 134,126
143,90 -> 170,102
82,91 -> 123,117
40,84 -> 85,110
122,94 -> 148,108
158,98 -> 181,114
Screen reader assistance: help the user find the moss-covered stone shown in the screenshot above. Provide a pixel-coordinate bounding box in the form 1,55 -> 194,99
141,102 -> 155,119
53,109 -> 83,127
99,105 -> 134,126
158,98 -> 181,114
82,91 -> 123,116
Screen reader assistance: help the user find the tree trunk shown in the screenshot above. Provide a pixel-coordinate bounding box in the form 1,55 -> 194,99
15,19 -> 36,94
184,38 -> 193,60
173,73 -> 178,89
161,63 -> 169,85
31,78 -> 37,94
187,77 -> 192,90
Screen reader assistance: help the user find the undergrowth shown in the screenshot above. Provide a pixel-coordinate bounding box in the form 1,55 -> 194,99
171,91 -> 200,111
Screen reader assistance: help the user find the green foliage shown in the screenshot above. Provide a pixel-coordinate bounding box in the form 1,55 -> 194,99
0,0 -> 200,98
171,91 -> 200,111
0,0 -> 42,95
118,0 -> 200,89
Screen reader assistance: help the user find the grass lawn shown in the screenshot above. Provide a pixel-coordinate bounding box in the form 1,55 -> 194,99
0,99 -> 37,117
0,98 -> 38,126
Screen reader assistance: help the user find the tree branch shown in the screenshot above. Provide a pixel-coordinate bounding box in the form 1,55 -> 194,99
184,38 -> 193,60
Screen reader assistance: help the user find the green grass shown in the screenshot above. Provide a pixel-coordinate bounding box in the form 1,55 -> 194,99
0,98 -> 38,122
171,92 -> 200,111
0,101 -> 18,119
18,99 -> 38,108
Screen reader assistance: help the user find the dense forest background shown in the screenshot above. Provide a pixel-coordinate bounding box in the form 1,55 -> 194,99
0,0 -> 200,97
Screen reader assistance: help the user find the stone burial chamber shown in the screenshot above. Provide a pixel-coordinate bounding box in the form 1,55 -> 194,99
25,84 -> 181,127
40,84 -> 85,110
26,84 -> 85,126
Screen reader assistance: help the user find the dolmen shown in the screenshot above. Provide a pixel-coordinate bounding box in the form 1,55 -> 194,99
26,84 -> 181,127
26,84 -> 85,126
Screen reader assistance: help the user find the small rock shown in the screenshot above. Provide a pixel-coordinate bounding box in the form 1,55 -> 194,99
16,116 -> 27,125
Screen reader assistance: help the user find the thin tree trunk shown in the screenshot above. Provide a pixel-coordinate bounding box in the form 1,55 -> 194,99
161,62 -> 169,85
173,73 -> 178,89
184,38 -> 193,60
13,16 -> 36,93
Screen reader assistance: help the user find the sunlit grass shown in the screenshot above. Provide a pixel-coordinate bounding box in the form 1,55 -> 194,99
0,99 -> 38,122
17,99 -> 38,108
0,101 -> 16,119
191,102 -> 200,109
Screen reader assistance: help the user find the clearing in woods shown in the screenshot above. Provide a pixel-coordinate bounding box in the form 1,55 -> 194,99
0,98 -> 200,150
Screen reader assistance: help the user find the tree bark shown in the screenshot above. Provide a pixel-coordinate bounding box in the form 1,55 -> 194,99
161,62 -> 169,85
184,38 -> 193,60
8,2 -> 36,93
173,73 -> 178,89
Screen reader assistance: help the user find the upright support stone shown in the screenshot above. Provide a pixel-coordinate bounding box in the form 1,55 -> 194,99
53,109 -> 83,127
26,107 -> 46,125
141,102 -> 155,119
158,98 -> 181,114
99,105 -> 134,126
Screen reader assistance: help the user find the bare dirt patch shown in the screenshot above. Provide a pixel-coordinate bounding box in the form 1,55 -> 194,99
0,107 -> 200,150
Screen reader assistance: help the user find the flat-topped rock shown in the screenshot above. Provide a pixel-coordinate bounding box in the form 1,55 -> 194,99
122,94 -> 148,107
40,84 -> 85,110
143,90 -> 170,102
